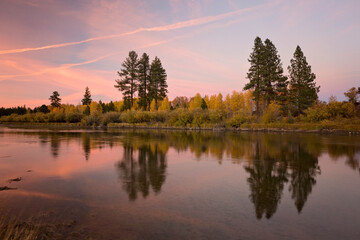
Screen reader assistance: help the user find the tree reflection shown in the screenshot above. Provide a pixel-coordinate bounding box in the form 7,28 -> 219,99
288,143 -> 320,213
244,135 -> 322,218
81,132 -> 91,161
116,142 -> 167,201
50,133 -> 60,158
244,139 -> 288,219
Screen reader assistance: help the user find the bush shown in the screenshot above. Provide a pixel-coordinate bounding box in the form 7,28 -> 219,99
177,108 -> 192,126
33,112 -> 47,122
150,110 -> 167,123
191,109 -> 208,127
134,111 -> 151,123
85,114 -> 101,126
101,112 -> 121,125
262,102 -> 281,123
66,112 -> 84,123
209,109 -> 224,123
120,111 -> 135,123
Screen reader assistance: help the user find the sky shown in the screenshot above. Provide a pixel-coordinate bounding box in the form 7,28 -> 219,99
0,0 -> 359,107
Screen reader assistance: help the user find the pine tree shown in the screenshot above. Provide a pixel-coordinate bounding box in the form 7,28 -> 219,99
49,91 -> 61,107
81,86 -> 92,105
244,37 -> 265,118
138,53 -> 150,110
149,57 -> 168,110
201,98 -> 208,110
288,46 -> 319,115
115,51 -> 139,109
263,39 -> 288,114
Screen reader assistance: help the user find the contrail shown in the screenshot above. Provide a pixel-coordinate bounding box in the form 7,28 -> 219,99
0,35 -> 185,80
0,4 -> 262,55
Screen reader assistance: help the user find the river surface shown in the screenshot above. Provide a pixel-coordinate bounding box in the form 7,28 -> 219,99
0,126 -> 360,239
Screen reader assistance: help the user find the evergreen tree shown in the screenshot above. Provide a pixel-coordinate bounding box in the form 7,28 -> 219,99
201,98 -> 208,109
244,37 -> 265,118
115,51 -> 139,109
107,101 -> 115,112
138,53 -> 150,110
81,86 -> 92,105
99,100 -> 106,113
149,57 -> 168,110
288,46 -> 319,115
84,105 -> 90,115
263,39 -> 288,113
49,91 -> 61,107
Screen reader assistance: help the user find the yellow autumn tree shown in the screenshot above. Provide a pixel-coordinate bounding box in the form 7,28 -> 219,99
150,99 -> 157,112
244,90 -> 254,114
90,101 -> 102,115
214,93 -> 225,111
158,97 -> 170,111
132,98 -> 140,110
208,94 -> 217,109
224,94 -> 231,114
204,95 -> 210,109
64,104 -> 77,113
189,93 -> 203,110
230,91 -> 245,112
113,101 -> 123,112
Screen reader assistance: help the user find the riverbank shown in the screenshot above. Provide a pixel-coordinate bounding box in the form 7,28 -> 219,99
1,122 -> 360,135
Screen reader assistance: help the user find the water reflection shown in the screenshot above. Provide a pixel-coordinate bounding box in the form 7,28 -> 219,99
116,142 -> 167,200
1,128 -> 359,219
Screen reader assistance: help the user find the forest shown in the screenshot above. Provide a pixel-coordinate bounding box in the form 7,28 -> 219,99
1,37 -> 360,130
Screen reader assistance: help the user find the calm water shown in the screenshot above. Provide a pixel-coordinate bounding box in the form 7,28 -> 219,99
0,126 -> 360,239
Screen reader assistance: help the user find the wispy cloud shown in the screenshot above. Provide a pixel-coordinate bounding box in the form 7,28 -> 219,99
0,1 -> 273,55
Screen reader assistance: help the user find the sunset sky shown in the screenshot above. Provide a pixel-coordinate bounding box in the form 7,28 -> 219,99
0,0 -> 359,107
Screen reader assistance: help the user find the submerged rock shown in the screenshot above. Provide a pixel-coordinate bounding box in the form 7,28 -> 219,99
8,177 -> 22,183
0,186 -> 17,191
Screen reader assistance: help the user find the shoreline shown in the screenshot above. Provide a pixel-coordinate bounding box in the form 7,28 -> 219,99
1,122 -> 360,135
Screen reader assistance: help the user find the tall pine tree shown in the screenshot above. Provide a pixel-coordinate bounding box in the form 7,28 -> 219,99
81,86 -> 92,105
115,51 -> 139,109
149,57 -> 168,110
263,39 -> 288,114
244,37 -> 265,118
138,53 -> 150,110
288,46 -> 319,116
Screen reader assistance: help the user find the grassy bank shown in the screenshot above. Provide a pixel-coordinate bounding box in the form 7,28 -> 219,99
1,108 -> 360,133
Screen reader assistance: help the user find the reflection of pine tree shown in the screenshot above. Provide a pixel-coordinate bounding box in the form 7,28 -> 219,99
50,134 -> 60,158
116,143 -> 167,201
288,144 -> 320,213
245,141 -> 288,219
81,133 -> 91,161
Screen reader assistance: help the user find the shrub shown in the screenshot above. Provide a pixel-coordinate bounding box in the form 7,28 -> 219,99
33,112 -> 47,123
262,102 -> 281,123
120,111 -> 135,123
209,109 -> 224,123
66,112 -> 84,123
85,114 -> 101,126
150,110 -> 167,123
177,108 -> 192,126
191,109 -> 208,127
101,112 -> 121,125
